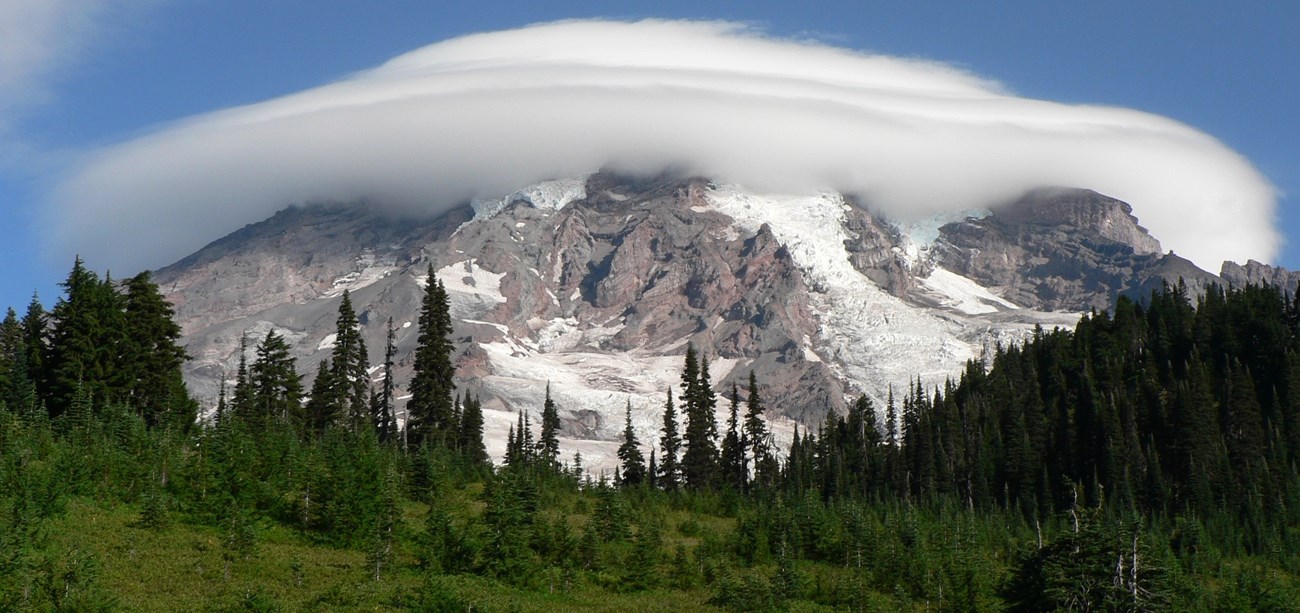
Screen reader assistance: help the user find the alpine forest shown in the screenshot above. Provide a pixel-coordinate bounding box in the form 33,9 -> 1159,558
5,258 -> 1300,611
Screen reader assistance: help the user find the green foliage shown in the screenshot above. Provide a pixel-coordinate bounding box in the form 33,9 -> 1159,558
1006,507 -> 1173,611
249,330 -> 303,431
408,271 -> 456,450
681,346 -> 720,490
658,388 -> 682,490
121,271 -> 196,430
538,383 -> 561,466
329,291 -> 371,430
6,262 -> 1300,609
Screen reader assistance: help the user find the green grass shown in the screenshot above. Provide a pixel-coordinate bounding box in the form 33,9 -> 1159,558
43,497 -> 736,612
48,499 -> 414,611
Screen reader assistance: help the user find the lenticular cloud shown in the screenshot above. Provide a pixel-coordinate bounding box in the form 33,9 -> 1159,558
48,19 -> 1277,273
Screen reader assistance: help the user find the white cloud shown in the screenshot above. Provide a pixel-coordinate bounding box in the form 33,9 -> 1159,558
46,19 -> 1278,273
0,0 -> 115,114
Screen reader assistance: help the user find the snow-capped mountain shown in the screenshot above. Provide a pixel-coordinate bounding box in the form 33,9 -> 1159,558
153,172 -> 1235,473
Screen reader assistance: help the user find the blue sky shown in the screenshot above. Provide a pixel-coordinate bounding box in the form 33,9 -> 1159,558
1,1 -> 1296,312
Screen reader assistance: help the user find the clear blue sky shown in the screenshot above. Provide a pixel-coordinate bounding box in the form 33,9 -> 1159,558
1,1 -> 1296,312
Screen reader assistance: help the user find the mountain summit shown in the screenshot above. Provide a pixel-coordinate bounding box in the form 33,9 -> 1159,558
154,172 -> 1244,471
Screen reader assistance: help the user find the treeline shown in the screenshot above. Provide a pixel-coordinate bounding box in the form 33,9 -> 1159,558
0,258 -> 195,429
4,258 -> 1300,610
775,282 -> 1300,546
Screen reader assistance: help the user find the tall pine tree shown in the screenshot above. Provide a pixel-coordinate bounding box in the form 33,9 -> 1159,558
538,383 -> 561,467
658,388 -> 681,490
373,318 -> 397,443
250,330 -> 303,428
680,346 -> 719,490
407,268 -> 456,449
328,290 -> 370,430
744,371 -> 777,490
618,399 -> 646,486
121,271 -> 195,429
46,257 -> 125,416
458,393 -> 488,465
720,383 -> 747,491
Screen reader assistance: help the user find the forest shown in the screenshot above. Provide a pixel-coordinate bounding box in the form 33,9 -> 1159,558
2,258 -> 1300,611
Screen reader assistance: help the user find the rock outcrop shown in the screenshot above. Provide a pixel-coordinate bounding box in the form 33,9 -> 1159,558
933,188 -> 1216,311
155,173 -> 1277,471
1221,260 -> 1300,295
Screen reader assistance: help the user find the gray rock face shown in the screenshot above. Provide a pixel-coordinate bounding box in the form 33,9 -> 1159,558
1221,260 -> 1300,295
932,188 -> 1217,311
154,173 -> 1281,470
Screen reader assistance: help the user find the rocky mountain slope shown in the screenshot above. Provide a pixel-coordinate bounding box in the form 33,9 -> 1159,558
154,172 -> 1243,471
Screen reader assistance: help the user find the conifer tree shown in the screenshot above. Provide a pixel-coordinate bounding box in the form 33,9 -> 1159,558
305,360 -> 335,435
327,290 -> 370,430
720,383 -> 747,491
618,399 -> 646,486
680,346 -> 719,489
744,371 -> 777,489
458,393 -> 488,465
374,318 -> 397,443
20,294 -> 47,397
215,379 -> 227,426
121,271 -> 194,429
0,308 -> 27,411
647,449 -> 658,489
658,388 -> 681,490
1223,361 -> 1269,510
230,333 -> 255,422
1285,352 -> 1300,465
885,385 -> 898,446
46,257 -> 126,415
408,268 -> 456,449
249,330 -> 303,427
538,383 -> 561,467
504,424 -> 519,468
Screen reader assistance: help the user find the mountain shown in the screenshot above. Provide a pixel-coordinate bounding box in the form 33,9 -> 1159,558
153,172 -> 1244,472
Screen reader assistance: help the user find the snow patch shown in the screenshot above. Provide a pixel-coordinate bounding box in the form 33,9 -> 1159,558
320,252 -> 395,298
435,259 -> 507,320
919,268 -> 1019,315
316,333 -> 338,352
702,184 -> 1075,410
470,175 -> 591,221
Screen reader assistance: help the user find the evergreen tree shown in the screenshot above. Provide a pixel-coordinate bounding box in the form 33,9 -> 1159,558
618,399 -> 646,486
374,318 -> 397,443
1223,361 -> 1269,513
680,346 -> 719,490
121,271 -> 195,429
538,383 -> 561,467
230,333 -> 256,422
20,294 -> 47,398
720,383 -> 747,491
0,308 -> 28,412
647,449 -> 658,489
1285,352 -> 1300,466
46,257 -> 126,415
249,330 -> 303,427
744,371 -> 777,490
304,360 -> 335,435
658,388 -> 681,490
327,290 -> 370,430
407,269 -> 456,449
458,393 -> 488,465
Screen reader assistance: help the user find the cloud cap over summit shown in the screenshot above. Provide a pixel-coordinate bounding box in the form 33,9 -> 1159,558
47,19 -> 1277,273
